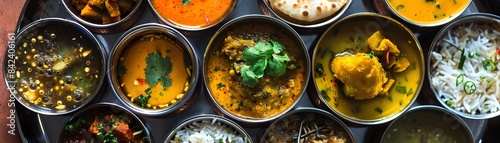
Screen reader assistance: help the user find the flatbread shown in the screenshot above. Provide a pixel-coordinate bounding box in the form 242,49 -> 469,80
269,0 -> 348,22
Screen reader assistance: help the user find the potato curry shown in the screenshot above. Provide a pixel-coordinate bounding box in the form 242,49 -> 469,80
206,24 -> 306,119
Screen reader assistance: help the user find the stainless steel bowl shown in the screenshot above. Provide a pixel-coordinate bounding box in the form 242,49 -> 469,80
311,12 -> 424,125
383,0 -> 472,27
164,114 -> 252,143
62,0 -> 145,33
147,0 -> 237,34
259,0 -> 353,28
427,13 -> 500,119
203,14 -> 310,124
3,18 -> 107,115
260,107 -> 355,143
381,105 -> 474,143
57,102 -> 153,142
108,23 -> 200,116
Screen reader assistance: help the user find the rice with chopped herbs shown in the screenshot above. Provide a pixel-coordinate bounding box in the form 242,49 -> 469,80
171,118 -> 247,143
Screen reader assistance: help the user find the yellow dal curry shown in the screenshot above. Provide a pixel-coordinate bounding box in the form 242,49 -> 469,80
387,0 -> 469,24
118,34 -> 191,109
206,24 -> 307,119
314,23 -> 422,120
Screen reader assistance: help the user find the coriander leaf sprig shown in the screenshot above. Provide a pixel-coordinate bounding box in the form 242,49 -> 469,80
145,52 -> 173,90
240,40 -> 290,87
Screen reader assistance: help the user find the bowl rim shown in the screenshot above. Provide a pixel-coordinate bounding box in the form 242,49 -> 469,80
380,105 -> 474,143
202,14 -> 311,123
2,17 -> 107,115
61,0 -> 144,29
311,12 -> 425,125
383,0 -> 472,27
146,0 -> 238,32
427,13 -> 500,119
107,22 -> 200,117
260,0 -> 353,28
56,102 -> 154,143
163,114 -> 253,143
259,107 -> 356,143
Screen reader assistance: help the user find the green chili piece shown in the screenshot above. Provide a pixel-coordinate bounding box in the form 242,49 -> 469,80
463,81 -> 476,95
456,74 -> 465,86
482,59 -> 496,71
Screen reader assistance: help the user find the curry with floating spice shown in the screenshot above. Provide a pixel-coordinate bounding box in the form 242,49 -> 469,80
206,23 -> 307,119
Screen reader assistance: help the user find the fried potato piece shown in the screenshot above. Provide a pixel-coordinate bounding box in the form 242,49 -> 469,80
71,0 -> 89,10
88,0 -> 105,8
81,4 -> 103,22
105,0 -> 121,17
332,53 -> 388,100
117,0 -> 136,13
368,31 -> 384,51
394,56 -> 411,72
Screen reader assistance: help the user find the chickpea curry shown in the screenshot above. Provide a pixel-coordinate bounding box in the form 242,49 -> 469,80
118,34 -> 192,109
206,23 -> 307,119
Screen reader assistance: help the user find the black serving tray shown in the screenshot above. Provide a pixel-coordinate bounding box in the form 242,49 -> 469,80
11,0 -> 494,142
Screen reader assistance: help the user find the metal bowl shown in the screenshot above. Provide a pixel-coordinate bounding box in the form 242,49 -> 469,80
108,23 -> 200,116
381,105 -> 474,143
203,14 -> 310,124
3,18 -> 107,115
62,0 -> 145,33
383,0 -> 472,27
260,107 -> 355,143
259,0 -> 353,28
164,114 -> 252,143
427,13 -> 500,119
57,102 -> 153,142
311,12 -> 424,125
147,0 -> 237,34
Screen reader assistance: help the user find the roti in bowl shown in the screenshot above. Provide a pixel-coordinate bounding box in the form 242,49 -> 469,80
269,0 -> 348,22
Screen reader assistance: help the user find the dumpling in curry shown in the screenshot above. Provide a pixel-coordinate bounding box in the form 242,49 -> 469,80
331,53 -> 388,100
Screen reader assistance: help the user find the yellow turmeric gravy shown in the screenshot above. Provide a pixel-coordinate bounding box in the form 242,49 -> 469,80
119,35 -> 189,108
314,22 -> 422,120
206,24 -> 306,119
151,0 -> 234,28
387,0 -> 469,24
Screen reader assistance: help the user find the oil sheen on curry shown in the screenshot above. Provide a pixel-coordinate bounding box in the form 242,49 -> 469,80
387,0 -> 469,24
315,29 -> 422,120
118,34 -> 192,109
206,24 -> 306,119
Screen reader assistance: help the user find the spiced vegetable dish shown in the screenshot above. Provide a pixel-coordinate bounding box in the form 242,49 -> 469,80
206,23 -> 307,119
71,0 -> 137,24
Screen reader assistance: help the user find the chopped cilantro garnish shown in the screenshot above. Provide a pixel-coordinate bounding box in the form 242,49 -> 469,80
216,82 -> 224,90
375,107 -> 383,114
145,52 -> 173,90
137,94 -> 151,108
240,41 -> 290,87
181,0 -> 191,5
406,88 -> 413,96
395,86 -> 406,94
320,90 -> 331,102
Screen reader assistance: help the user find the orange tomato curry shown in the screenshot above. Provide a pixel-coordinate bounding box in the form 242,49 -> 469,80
206,23 -> 307,119
151,0 -> 234,28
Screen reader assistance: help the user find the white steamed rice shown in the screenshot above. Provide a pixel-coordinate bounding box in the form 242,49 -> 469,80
431,22 -> 500,115
171,118 -> 247,143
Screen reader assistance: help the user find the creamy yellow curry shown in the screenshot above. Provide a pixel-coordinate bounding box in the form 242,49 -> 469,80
315,28 -> 422,120
387,0 -> 469,24
206,24 -> 306,119
118,34 -> 191,109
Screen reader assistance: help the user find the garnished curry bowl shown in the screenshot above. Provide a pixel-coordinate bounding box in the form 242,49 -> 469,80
312,13 -> 424,125
384,0 -> 471,27
427,13 -> 500,119
108,23 -> 200,116
3,18 -> 107,115
203,14 -> 310,123
58,102 -> 153,142
164,114 -> 252,143
260,107 -> 355,143
62,0 -> 144,33
148,0 -> 237,33
381,105 -> 474,143
259,0 -> 353,28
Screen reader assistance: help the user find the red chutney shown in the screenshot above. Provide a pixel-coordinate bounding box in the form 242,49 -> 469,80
151,0 -> 233,27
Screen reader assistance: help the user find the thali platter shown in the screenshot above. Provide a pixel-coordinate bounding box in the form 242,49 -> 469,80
10,0 -> 492,142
